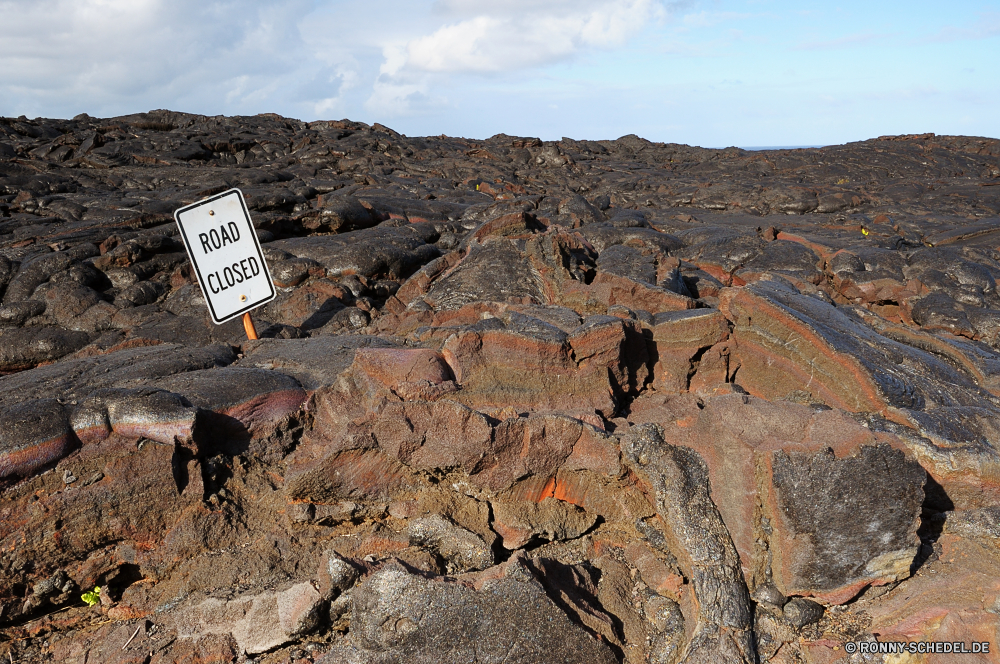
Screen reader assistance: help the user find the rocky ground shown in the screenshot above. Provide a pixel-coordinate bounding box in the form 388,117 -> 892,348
1,110 -> 999,663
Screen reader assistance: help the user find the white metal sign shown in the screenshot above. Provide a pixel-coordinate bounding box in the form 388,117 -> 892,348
174,188 -> 275,324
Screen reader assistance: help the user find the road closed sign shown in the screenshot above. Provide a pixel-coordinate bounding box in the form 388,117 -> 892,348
174,188 -> 275,324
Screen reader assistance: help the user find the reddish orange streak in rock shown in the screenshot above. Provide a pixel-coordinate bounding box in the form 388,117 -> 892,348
726,290 -> 885,413
220,388 -> 308,429
0,434 -> 77,479
552,480 -> 582,506
776,232 -> 836,262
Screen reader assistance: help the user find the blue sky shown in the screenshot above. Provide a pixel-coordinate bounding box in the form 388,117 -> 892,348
1,0 -> 997,146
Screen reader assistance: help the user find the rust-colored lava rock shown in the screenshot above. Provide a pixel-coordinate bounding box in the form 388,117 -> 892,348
1,111 -> 1000,663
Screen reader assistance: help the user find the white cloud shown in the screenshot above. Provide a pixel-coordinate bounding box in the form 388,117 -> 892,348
0,0 -> 313,117
0,0 -> 675,121
225,76 -> 251,105
403,0 -> 668,73
313,67 -> 361,117
359,0 -> 673,117
365,79 -> 429,117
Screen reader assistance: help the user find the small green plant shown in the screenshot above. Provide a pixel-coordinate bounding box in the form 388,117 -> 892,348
81,586 -> 101,607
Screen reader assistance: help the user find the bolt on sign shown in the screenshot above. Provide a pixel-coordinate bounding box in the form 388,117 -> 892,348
174,188 -> 275,324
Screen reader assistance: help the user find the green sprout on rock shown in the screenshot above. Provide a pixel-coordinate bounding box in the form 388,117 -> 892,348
81,586 -> 101,607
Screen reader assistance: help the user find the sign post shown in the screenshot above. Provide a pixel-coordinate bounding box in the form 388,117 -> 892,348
174,188 -> 275,337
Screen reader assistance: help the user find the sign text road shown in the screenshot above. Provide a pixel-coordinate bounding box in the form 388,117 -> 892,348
174,188 -> 275,324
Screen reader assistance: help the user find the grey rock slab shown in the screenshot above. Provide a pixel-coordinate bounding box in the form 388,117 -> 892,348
769,443 -> 925,598
2,251 -> 72,304
269,223 -> 440,280
0,326 -> 91,371
423,238 -> 547,310
597,243 -> 658,285
149,366 -> 305,415
235,335 -> 399,390
782,598 -> 824,629
0,342 -> 236,407
70,387 -> 199,446
0,300 -> 46,327
738,239 -> 821,278
305,194 -> 378,232
942,505 -> 1000,541
676,226 -> 766,273
579,223 -> 683,255
169,582 -> 323,655
408,514 -> 494,574
149,366 -> 307,457
318,561 -> 616,664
